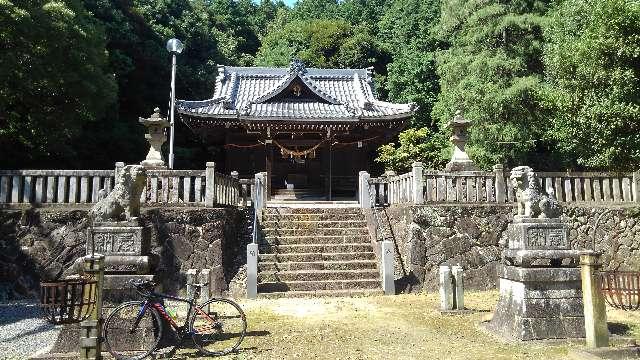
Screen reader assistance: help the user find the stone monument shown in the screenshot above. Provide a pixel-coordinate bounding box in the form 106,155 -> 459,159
445,110 -> 478,172
139,108 -> 170,169
487,166 -> 585,340
87,164 -> 154,300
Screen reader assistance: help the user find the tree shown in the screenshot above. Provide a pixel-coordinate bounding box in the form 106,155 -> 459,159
543,0 -> 640,170
432,0 -> 551,170
0,0 -> 116,168
376,128 -> 449,172
255,17 -> 386,69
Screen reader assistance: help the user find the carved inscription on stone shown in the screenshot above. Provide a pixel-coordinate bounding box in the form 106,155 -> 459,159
526,227 -> 567,249
90,231 -> 140,256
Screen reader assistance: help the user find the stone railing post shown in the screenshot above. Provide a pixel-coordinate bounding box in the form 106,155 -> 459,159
253,172 -> 268,210
633,171 -> 640,202
205,162 -> 216,207
381,240 -> 395,295
231,171 -> 239,206
412,162 -> 424,204
79,254 -> 104,360
358,171 -> 371,208
115,162 -> 124,181
580,252 -> 609,348
494,164 -> 506,203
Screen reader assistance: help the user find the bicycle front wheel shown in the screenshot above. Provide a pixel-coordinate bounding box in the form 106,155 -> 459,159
190,298 -> 247,356
103,301 -> 163,360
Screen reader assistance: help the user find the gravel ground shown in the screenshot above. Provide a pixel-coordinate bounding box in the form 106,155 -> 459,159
0,301 -> 61,360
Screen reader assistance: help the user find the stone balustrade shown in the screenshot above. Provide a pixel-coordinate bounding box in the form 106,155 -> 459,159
361,164 -> 640,207
0,162 -> 254,208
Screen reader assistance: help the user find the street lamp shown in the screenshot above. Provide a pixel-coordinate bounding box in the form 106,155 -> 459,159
166,38 -> 184,169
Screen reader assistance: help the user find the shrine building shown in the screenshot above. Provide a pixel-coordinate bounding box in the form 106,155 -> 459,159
177,60 -> 416,200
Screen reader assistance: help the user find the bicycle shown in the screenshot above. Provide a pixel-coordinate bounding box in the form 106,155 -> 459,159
103,280 -> 247,360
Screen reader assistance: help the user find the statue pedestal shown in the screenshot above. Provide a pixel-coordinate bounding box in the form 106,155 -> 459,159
487,217 -> 585,340
87,220 -> 155,301
488,265 -> 584,340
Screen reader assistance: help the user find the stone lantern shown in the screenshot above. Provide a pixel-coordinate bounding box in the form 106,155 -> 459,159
139,108 -> 170,169
445,110 -> 478,171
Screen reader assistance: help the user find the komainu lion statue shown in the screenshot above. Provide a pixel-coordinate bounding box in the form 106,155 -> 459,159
510,166 -> 561,219
89,165 -> 147,222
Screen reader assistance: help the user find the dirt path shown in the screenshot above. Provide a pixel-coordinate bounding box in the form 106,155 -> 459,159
168,290 -> 640,360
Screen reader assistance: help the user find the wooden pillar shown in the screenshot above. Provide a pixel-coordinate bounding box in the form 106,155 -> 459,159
265,141 -> 273,200
323,143 -> 330,200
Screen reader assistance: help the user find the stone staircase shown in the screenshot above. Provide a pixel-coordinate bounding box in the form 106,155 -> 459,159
257,206 -> 382,298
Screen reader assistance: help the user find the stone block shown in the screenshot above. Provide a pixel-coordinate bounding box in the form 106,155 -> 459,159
86,222 -> 149,257
509,218 -> 570,250
489,265 -> 585,341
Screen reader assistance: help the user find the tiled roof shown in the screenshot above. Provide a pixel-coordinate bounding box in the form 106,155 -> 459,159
177,60 -> 417,122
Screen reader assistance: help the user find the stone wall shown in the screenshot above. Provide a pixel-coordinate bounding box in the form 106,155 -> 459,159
0,207 -> 251,299
381,204 -> 640,293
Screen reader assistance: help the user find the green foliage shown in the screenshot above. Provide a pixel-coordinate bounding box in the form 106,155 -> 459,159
0,0 -> 116,168
543,0 -> 640,170
432,0 -> 551,170
379,0 -> 442,129
376,128 -> 449,173
255,17 -> 387,69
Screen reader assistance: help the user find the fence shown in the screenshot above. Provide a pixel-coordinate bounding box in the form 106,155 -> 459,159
0,162 -> 254,208
361,162 -> 640,207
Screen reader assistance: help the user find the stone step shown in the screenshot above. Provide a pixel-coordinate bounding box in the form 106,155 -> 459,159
259,243 -> 374,254
258,252 -> 376,263
258,269 -> 379,282
257,289 -> 383,299
258,260 -> 378,272
261,220 -> 367,229
258,279 -> 381,292
261,227 -> 368,237
262,235 -> 370,245
263,213 -> 365,222
264,207 -> 363,215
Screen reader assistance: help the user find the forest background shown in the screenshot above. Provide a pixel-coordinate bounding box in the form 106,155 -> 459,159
1,0 -> 638,172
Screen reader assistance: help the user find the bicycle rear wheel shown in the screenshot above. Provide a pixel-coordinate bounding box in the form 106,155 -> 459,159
190,298 -> 247,356
103,301 -> 163,360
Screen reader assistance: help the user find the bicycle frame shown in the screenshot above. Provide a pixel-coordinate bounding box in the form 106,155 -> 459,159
134,290 -> 218,337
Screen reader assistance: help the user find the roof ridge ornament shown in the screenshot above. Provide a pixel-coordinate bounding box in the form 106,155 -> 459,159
289,59 -> 307,75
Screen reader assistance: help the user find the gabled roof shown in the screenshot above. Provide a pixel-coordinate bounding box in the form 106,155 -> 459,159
177,60 -> 417,122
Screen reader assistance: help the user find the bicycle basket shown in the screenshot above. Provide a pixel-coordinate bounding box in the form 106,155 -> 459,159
40,278 -> 98,324
599,271 -> 640,311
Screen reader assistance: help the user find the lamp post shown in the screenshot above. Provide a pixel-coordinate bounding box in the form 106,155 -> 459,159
166,38 -> 184,169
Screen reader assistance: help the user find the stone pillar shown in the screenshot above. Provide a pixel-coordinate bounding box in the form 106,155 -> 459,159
246,243 -> 258,299
440,265 -> 464,311
186,269 -> 198,300
412,162 -> 424,204
451,265 -> 464,310
358,171 -> 371,208
79,254 -> 105,360
494,164 -> 506,203
231,171 -> 239,206
114,162 -> 124,183
381,240 -> 395,295
439,266 -> 453,311
580,252 -> 609,348
205,162 -> 216,207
